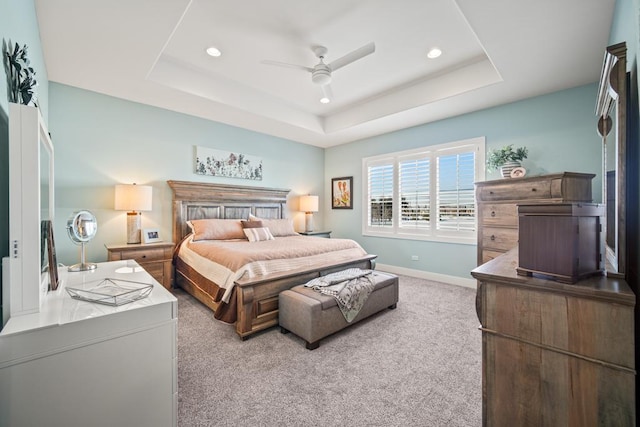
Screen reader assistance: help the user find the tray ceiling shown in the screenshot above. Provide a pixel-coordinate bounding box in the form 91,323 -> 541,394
36,0 -> 614,147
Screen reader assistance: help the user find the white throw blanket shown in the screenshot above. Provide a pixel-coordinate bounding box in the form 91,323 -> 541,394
304,268 -> 375,322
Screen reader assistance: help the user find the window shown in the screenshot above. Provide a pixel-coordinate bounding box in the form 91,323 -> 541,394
369,163 -> 393,227
363,137 -> 485,243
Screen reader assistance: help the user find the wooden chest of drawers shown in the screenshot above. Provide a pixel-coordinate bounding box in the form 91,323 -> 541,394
471,249 -> 635,425
106,242 -> 175,289
475,172 -> 595,265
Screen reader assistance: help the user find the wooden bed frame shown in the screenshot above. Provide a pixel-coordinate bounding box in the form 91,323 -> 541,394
167,180 -> 376,339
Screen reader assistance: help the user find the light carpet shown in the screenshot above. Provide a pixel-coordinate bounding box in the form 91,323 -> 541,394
177,274 -> 481,426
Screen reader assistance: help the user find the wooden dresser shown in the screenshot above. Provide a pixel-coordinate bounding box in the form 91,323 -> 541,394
475,172 -> 595,265
106,242 -> 174,289
471,249 -> 636,425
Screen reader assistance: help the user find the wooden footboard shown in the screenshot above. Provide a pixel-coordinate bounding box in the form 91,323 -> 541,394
176,254 -> 377,339
234,254 -> 377,339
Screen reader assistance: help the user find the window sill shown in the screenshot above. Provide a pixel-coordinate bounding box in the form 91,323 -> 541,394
362,230 -> 477,245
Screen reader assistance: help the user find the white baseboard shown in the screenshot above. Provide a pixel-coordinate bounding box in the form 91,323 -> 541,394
375,263 -> 476,289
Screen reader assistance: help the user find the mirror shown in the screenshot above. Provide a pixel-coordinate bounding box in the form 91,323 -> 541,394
66,210 -> 98,272
596,42 -> 627,278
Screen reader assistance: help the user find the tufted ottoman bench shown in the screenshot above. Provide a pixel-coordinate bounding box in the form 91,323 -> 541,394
279,271 -> 399,350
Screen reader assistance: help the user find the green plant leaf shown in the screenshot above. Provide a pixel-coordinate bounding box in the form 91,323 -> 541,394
486,144 -> 528,172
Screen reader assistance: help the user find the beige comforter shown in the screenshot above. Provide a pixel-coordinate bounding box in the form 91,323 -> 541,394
177,235 -> 368,303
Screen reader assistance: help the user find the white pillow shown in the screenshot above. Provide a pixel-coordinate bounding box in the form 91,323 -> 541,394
243,227 -> 275,242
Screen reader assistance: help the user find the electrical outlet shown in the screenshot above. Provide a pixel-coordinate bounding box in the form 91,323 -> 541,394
411,255 -> 419,261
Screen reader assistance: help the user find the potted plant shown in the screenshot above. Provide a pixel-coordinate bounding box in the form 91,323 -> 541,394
2,39 -> 38,106
487,144 -> 528,178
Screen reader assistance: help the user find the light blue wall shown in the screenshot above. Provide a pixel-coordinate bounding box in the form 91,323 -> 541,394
610,0 -> 639,60
49,83 -> 325,266
325,84 -> 602,279
0,0 -> 49,317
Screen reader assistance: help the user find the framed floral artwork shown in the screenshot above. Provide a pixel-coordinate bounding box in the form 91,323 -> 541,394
195,146 -> 263,180
331,176 -> 353,209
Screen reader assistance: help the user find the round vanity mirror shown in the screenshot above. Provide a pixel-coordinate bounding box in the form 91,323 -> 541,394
67,210 -> 98,271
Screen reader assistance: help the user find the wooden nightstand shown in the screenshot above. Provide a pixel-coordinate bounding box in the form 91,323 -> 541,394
299,230 -> 332,238
106,242 -> 174,289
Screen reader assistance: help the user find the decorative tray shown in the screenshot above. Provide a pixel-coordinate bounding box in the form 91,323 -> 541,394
66,278 -> 153,306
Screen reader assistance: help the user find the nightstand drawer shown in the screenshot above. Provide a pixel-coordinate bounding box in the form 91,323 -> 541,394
140,261 -> 164,277
481,204 -> 517,227
115,247 -> 165,262
482,227 -> 518,251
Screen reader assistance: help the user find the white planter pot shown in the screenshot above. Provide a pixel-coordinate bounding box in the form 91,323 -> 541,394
500,161 -> 521,178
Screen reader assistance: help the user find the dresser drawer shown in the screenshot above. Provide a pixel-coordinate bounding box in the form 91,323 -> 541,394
482,227 -> 518,251
113,247 -> 165,262
479,179 -> 551,201
482,249 -> 505,264
481,203 -> 517,227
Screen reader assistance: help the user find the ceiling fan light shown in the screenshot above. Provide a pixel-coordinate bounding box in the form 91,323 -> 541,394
312,70 -> 332,85
206,46 -> 222,57
427,47 -> 442,59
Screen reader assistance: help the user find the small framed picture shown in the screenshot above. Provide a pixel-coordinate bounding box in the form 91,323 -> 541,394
142,228 -> 162,244
332,176 -> 353,209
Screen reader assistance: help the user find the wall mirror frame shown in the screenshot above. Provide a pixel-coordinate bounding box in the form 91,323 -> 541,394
596,41 -> 627,278
4,103 -> 55,325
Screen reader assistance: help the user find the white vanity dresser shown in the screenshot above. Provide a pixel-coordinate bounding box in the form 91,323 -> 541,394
0,261 -> 177,427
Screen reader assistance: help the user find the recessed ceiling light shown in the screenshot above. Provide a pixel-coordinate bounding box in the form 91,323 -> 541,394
427,48 -> 442,59
206,47 -> 221,57
320,97 -> 331,104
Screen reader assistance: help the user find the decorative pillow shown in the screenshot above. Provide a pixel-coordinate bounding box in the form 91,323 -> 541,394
243,227 -> 275,242
188,219 -> 245,241
241,220 -> 264,229
249,216 -> 297,237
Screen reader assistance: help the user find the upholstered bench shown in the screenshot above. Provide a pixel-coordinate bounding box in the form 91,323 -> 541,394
279,271 -> 399,350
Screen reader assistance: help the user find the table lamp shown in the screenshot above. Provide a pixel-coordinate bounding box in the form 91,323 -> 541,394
299,195 -> 319,232
115,183 -> 152,244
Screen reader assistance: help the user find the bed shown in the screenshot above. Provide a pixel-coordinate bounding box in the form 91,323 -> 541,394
167,180 -> 377,339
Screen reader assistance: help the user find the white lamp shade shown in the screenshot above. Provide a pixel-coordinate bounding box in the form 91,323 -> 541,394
114,184 -> 153,211
299,195 -> 319,213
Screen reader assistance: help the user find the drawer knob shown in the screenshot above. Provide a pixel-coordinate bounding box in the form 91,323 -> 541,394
491,211 -> 496,217
531,188 -> 537,192
142,255 -> 147,258
489,191 -> 494,195
490,235 -> 496,241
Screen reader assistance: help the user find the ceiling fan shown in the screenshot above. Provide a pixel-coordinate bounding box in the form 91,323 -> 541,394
262,42 -> 375,103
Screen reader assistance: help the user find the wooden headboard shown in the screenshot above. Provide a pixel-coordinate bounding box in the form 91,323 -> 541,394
167,180 -> 290,244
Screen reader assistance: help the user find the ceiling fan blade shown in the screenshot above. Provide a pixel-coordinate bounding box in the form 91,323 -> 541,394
321,84 -> 334,102
328,42 -> 375,72
261,60 -> 313,73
